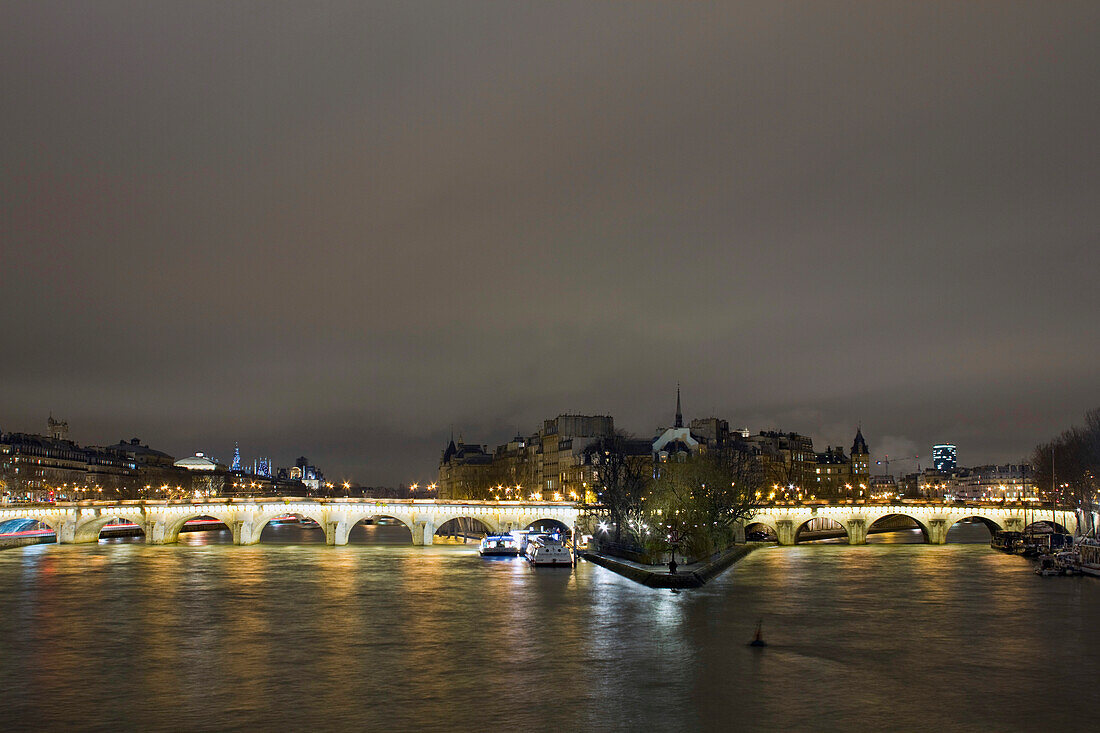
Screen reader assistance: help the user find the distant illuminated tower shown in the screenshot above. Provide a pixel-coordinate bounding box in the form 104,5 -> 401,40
231,442 -> 241,472
256,456 -> 271,478
933,444 -> 957,472
850,426 -> 870,477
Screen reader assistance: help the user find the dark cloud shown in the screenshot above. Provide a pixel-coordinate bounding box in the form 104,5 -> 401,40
3,2 -> 1098,482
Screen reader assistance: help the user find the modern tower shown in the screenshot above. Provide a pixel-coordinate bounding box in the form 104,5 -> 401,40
932,444 -> 957,472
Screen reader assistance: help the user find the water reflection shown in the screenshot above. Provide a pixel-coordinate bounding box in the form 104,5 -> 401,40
1,527 -> 1098,731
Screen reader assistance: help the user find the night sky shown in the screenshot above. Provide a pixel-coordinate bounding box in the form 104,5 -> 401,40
3,2 -> 1098,485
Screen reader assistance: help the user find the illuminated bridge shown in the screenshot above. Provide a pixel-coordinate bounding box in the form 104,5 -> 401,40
742,503 -> 1077,545
0,498 -> 579,546
0,500 -> 1077,548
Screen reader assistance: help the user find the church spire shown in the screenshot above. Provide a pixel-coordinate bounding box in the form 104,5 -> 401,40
675,384 -> 683,428
851,425 -> 869,456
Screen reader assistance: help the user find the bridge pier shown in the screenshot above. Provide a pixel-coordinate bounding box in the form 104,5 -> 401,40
412,519 -> 435,546
775,519 -> 797,546
845,518 -> 868,545
326,520 -> 351,546
927,519 -> 948,545
146,517 -> 174,544
1003,517 -> 1024,532
56,519 -> 80,544
235,519 -> 266,545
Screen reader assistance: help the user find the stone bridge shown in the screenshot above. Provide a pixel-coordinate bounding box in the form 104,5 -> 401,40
743,504 -> 1077,545
0,498 -> 579,546
1,499 -> 1078,549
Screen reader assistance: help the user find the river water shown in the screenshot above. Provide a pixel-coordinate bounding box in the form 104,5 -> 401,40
1,524 -> 1097,732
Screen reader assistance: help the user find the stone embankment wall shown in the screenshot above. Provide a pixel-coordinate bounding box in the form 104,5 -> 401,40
584,543 -> 762,588
0,536 -> 55,551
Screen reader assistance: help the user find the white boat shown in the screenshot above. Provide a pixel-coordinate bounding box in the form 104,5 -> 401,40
478,534 -> 520,556
525,536 -> 573,567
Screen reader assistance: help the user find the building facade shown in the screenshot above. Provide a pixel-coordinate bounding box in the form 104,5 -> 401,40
438,415 -> 616,501
811,429 -> 871,500
1,419 -> 318,502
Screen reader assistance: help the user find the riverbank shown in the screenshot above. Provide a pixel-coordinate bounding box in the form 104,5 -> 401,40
583,543 -> 764,588
0,535 -> 55,551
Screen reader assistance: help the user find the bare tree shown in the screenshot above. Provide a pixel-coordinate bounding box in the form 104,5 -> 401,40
1032,407 -> 1100,524
585,432 -> 651,545
645,449 -> 764,559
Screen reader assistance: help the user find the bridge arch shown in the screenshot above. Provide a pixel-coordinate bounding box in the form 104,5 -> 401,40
744,521 -> 778,542
521,517 -> 575,541
434,514 -> 499,538
256,513 -> 328,543
0,513 -> 59,539
944,515 -> 1002,542
160,510 -> 235,544
367,514 -> 417,536
867,513 -> 931,543
433,513 -> 499,534
88,512 -> 148,542
1024,519 -> 1071,535
524,517 -> 571,531
794,516 -> 850,544
246,505 -> 328,540
344,515 -> 416,542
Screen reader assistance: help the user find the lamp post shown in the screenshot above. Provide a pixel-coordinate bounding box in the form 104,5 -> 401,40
668,527 -> 682,575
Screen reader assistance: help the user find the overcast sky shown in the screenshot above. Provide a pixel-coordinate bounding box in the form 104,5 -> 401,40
2,1 -> 1098,484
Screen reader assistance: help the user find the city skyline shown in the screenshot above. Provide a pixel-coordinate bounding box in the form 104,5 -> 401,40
0,398 -> 1060,488
3,3 -> 1098,484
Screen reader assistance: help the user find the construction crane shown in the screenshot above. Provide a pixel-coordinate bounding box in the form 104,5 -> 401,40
876,454 -> 920,478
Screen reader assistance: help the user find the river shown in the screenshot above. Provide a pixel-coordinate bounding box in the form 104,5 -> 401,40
1,523 -> 1097,731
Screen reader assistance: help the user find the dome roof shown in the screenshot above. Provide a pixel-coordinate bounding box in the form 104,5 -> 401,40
173,453 -> 222,471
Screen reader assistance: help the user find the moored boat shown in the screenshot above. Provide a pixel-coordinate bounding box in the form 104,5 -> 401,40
991,530 -> 1022,552
1079,542 -> 1100,578
1036,554 -> 1061,576
525,536 -> 573,566
478,534 -> 520,556
1035,550 -> 1079,576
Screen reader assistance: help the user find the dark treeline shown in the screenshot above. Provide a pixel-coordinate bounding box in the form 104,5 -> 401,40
1032,408 -> 1100,517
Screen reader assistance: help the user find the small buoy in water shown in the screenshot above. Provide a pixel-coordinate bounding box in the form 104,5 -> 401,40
749,619 -> 767,647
